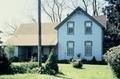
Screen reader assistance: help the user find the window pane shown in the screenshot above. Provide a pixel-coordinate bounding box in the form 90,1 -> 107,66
68,28 -> 73,34
67,41 -> 74,56
85,41 -> 92,56
68,42 -> 74,48
86,22 -> 91,27
85,21 -> 92,34
68,23 -> 73,28
68,22 -> 74,34
86,42 -> 92,46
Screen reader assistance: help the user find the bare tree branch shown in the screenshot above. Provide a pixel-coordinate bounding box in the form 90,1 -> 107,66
42,0 -> 66,22
2,22 -> 18,36
82,0 -> 88,12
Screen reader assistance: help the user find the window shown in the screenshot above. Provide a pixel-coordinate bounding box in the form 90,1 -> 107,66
85,21 -> 92,34
85,41 -> 92,56
67,41 -> 74,56
67,21 -> 74,35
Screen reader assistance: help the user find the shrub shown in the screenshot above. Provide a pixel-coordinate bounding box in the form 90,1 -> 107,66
81,59 -> 87,63
72,59 -> 83,69
0,50 -> 11,74
42,55 -> 48,63
57,60 -> 70,64
91,56 -> 97,64
11,65 -> 26,74
44,48 -> 59,75
31,67 -> 45,74
11,62 -> 38,74
104,45 -> 120,79
21,62 -> 38,70
10,56 -> 19,62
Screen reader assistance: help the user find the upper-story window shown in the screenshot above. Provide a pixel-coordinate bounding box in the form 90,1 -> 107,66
67,21 -> 74,35
85,21 -> 92,34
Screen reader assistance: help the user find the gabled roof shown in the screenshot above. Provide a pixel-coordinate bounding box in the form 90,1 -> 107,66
6,23 -> 59,46
55,7 -> 106,30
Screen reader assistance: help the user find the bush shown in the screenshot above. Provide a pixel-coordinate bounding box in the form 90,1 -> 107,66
42,55 -> 48,63
10,56 -> 19,62
11,65 -> 26,74
57,60 -> 70,64
104,45 -> 120,79
31,67 -> 45,74
91,56 -> 97,64
44,48 -> 59,75
72,59 -> 83,69
11,62 -> 38,74
0,50 -> 11,74
21,62 -> 38,70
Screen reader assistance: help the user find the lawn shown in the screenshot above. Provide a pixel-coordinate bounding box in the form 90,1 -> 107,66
0,64 -> 117,79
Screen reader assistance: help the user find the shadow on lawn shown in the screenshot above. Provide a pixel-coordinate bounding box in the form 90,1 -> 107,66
55,72 -> 72,79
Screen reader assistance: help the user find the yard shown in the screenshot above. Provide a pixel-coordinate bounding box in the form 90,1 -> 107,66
0,64 -> 117,79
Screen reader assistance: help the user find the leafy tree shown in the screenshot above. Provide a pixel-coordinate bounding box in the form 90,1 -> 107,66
103,0 -> 120,51
0,47 -> 11,74
104,0 -> 120,35
5,43 -> 15,59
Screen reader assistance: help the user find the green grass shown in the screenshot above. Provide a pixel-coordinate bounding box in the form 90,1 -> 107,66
0,64 -> 117,79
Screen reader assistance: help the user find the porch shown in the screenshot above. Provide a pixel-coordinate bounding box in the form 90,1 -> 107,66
15,46 -> 56,61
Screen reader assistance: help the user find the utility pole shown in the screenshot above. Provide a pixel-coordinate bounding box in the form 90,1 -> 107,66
38,0 -> 42,67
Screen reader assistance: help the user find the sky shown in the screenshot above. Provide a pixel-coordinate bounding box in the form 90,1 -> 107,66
0,0 -> 107,41
0,0 -> 107,24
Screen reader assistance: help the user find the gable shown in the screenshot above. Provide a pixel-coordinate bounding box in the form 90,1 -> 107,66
55,7 -> 105,30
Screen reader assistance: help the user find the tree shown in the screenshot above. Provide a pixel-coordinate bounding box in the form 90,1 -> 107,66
103,0 -> 120,49
104,0 -> 120,35
69,0 -> 89,12
42,0 -> 66,22
92,0 -> 98,16
0,40 -> 11,74
4,43 -> 15,59
68,0 -> 106,16
82,0 -> 88,12
2,22 -> 18,36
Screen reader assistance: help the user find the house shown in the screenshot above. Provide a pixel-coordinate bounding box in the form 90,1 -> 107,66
55,7 -> 106,61
6,23 -> 58,60
5,7 -> 106,61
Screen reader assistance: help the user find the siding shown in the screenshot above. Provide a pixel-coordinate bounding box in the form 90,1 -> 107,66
58,12 -> 103,61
